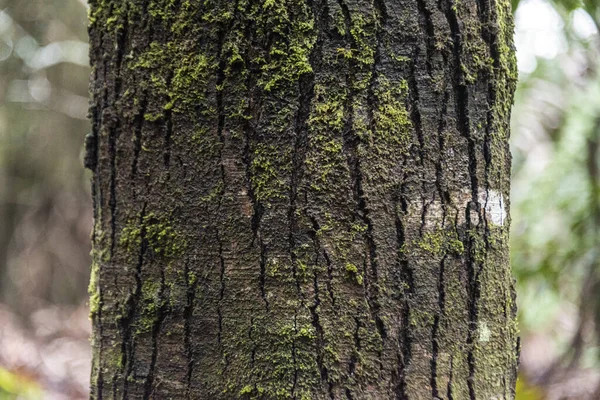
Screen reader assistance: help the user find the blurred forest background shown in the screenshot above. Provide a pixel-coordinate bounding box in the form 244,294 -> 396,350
0,0 -> 599,398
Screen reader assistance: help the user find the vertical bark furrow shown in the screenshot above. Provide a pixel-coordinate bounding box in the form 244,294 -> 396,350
258,240 -> 270,311
216,234 -> 226,356
309,216 -> 336,307
447,355 -> 455,400
394,198 -> 414,399
444,4 -> 483,399
291,314 -> 299,397
465,204 -> 481,400
131,96 -> 148,180
435,90 -> 451,203
183,261 -> 197,393
430,313 -> 441,398
478,0 -> 499,196
213,7 -> 235,380
415,0 -> 435,77
430,252 -> 448,399
163,108 -> 173,168
108,5 -> 130,259
142,266 -> 167,399
121,201 -> 147,398
108,118 -> 119,258
309,271 -> 329,390
445,2 -> 478,201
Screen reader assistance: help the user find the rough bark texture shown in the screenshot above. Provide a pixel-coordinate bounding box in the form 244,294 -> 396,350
87,0 -> 518,398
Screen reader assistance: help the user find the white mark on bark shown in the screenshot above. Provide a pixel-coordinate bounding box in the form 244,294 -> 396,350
479,321 -> 491,342
481,190 -> 506,226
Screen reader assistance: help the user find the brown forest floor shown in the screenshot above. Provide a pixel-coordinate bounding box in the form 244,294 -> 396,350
0,303 -> 90,399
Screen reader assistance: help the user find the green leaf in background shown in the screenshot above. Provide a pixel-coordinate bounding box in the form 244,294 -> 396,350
516,375 -> 545,399
0,368 -> 42,400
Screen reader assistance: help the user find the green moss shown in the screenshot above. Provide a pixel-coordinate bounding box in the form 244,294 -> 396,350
239,384 -> 253,396
187,271 -> 198,286
391,54 -> 410,63
345,262 -> 358,274
410,309 -> 435,327
257,0 -> 316,92
88,0 -> 138,31
88,246 -> 108,318
305,83 -> 349,190
136,280 -> 163,334
333,9 -> 346,36
133,41 -> 214,113
265,256 -> 298,285
372,77 -> 411,149
89,288 -> 100,317
143,112 -> 163,122
467,229 -> 487,263
417,230 -> 465,256
345,263 -> 363,285
148,0 -> 178,23
101,345 -> 125,372
347,13 -> 377,67
120,212 -> 187,258
227,317 -> 321,399
250,143 -> 288,202
309,85 -> 345,129
199,181 -> 224,203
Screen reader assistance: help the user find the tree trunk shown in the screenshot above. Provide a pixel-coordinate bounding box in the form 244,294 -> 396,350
87,0 -> 518,398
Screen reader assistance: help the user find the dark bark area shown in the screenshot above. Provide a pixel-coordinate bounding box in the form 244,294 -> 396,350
87,0 -> 518,398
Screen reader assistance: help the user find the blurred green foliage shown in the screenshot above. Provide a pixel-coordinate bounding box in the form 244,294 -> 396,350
516,376 -> 546,399
511,0 -> 600,393
0,368 -> 42,400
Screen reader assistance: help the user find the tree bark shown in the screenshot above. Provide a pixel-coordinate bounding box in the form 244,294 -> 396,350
87,0 -> 519,398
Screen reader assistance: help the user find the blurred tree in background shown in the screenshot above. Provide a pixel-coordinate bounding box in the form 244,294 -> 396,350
511,0 -> 600,397
0,0 -> 91,313
0,0 -> 93,398
0,0 -> 599,398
